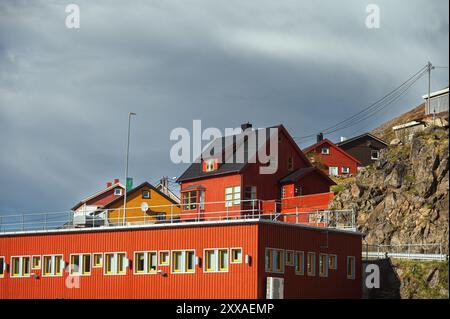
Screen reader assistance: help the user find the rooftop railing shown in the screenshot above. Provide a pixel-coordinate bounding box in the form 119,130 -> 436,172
0,199 -> 356,235
362,243 -> 448,261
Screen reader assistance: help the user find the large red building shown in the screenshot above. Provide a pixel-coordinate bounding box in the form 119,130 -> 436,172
0,218 -> 361,299
303,136 -> 361,177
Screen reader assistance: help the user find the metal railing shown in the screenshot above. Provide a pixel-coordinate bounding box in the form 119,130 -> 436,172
0,199 -> 356,234
362,243 -> 448,261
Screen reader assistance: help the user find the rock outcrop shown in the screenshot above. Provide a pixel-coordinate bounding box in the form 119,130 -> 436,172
330,127 -> 449,253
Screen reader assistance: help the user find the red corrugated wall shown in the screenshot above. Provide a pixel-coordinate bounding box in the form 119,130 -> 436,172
0,223 -> 259,299
257,222 -> 362,299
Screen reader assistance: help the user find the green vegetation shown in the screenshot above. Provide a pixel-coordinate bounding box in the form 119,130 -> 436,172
396,260 -> 449,299
331,184 -> 345,194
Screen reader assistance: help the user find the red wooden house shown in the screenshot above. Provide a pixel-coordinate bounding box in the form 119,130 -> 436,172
303,135 -> 361,177
177,124 -> 336,221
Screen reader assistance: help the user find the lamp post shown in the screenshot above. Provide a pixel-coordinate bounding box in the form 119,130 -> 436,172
123,112 -> 136,225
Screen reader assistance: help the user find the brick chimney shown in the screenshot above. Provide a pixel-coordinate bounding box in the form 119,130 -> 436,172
106,182 -> 112,188
113,178 -> 120,184
317,133 -> 324,143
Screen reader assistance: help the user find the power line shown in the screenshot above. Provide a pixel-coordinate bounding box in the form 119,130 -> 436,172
293,64 -> 428,141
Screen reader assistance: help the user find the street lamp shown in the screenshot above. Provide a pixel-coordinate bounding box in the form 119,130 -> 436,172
123,112 -> 136,225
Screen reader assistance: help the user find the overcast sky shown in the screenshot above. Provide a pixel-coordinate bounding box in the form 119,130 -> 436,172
0,0 -> 448,214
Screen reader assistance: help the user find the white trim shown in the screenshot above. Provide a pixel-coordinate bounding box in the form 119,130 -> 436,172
41,254 -> 64,277
328,254 -> 338,270
230,247 -> 243,264
370,150 -> 380,160
103,252 -> 127,276
158,250 -> 170,266
31,255 -> 41,270
93,253 -> 103,268
170,250 -> 196,274
69,253 -> 92,276
294,251 -> 305,275
133,251 -> 158,275
422,87 -> 449,99
265,247 -> 285,274
319,253 -> 329,278
321,147 -> 330,155
341,167 -> 350,174
307,252 -> 316,277
10,255 -> 31,278
203,248 -> 230,273
285,250 -> 294,267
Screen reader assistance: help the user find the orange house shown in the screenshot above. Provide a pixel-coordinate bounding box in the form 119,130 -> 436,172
105,182 -> 180,225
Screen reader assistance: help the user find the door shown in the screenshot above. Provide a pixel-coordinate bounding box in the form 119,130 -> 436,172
329,167 -> 338,176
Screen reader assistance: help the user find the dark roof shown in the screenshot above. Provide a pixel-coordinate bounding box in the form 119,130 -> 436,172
177,126 -> 280,183
279,167 -> 336,186
103,181 -> 179,208
336,133 -> 387,147
181,184 -> 206,191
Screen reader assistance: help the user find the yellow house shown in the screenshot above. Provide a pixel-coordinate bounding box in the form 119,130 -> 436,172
104,182 -> 180,225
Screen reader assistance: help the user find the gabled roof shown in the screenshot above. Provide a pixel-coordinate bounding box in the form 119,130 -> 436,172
303,139 -> 362,165
71,182 -> 125,211
279,167 -> 336,186
177,125 -> 313,183
102,181 -> 180,209
335,132 -> 387,147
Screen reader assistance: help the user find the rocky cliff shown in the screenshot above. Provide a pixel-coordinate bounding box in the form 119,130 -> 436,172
330,127 -> 449,253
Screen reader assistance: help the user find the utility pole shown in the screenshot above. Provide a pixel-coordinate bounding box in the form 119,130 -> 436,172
427,61 -> 434,125
123,112 -> 136,225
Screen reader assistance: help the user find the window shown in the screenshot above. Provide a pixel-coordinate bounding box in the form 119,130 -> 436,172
142,190 -> 150,199
342,167 -> 350,174
159,251 -> 170,265
371,150 -> 380,160
285,251 -> 294,266
32,256 -> 41,269
0,257 -> 5,278
70,254 -> 91,275
134,251 -> 157,274
307,252 -> 316,276
328,254 -> 337,270
281,186 -> 286,199
231,248 -> 242,264
287,156 -> 294,171
319,254 -> 328,277
244,186 -> 257,201
148,252 -> 157,273
295,251 -> 304,275
204,249 -> 228,273
114,188 -> 123,196
205,159 -> 216,172
93,253 -> 103,267
347,256 -> 355,279
321,147 -> 330,155
135,252 -> 145,273
265,248 -> 284,274
42,255 -> 63,277
104,253 -> 127,275
182,191 -> 197,210
225,186 -> 241,207
171,250 -> 195,274
11,256 -> 30,277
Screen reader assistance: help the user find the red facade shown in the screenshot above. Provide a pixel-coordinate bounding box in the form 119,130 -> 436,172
0,221 -> 361,299
303,139 -> 361,176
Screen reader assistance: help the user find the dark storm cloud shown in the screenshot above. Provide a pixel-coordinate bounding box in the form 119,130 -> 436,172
0,0 -> 448,212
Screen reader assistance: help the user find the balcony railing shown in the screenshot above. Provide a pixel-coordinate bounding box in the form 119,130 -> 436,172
0,199 -> 356,234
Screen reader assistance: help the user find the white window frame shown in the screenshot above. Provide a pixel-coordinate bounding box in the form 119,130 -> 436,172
342,167 -> 350,174
10,255 -> 31,278
319,253 -> 329,278
159,250 -> 170,266
265,248 -> 285,274
133,251 -> 158,275
328,254 -> 338,270
0,256 -> 5,278
347,256 -> 356,280
371,150 -> 380,160
205,159 -> 215,172
321,147 -> 330,155
103,252 -> 128,276
114,188 -> 123,196
31,255 -> 41,270
294,251 -> 305,275
170,250 -> 196,274
69,253 -> 92,276
230,247 -> 243,264
142,190 -> 150,199
203,248 -> 229,273
42,255 -> 64,277
285,250 -> 294,267
225,186 -> 241,207
93,253 -> 103,268
329,166 -> 339,176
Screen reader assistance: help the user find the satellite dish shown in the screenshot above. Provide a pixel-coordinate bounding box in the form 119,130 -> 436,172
141,202 -> 149,212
